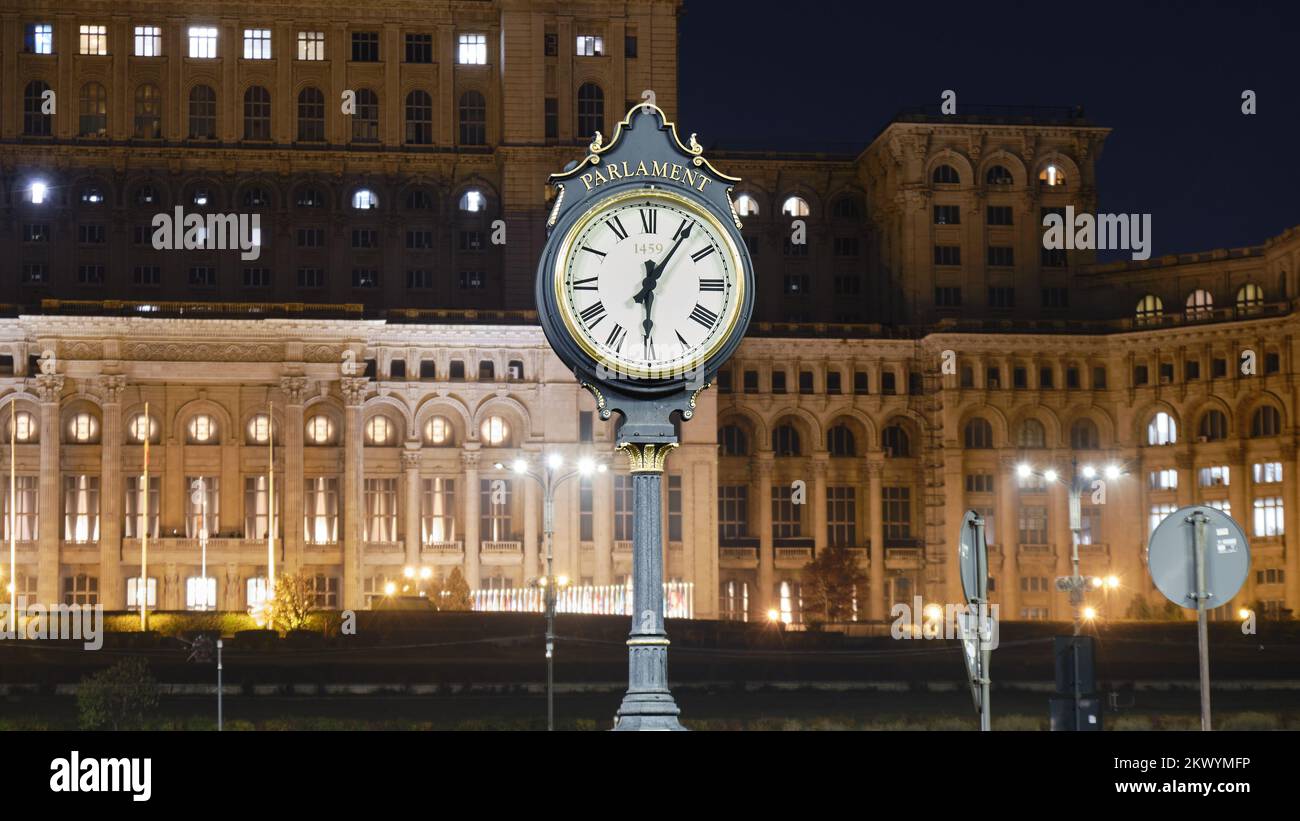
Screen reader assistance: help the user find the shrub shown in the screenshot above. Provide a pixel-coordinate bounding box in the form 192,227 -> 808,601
77,656 -> 160,730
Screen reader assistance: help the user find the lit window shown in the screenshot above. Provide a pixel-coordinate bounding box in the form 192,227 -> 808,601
9,411 -> 37,443
127,413 -> 158,443
781,196 -> 810,217
459,189 -> 485,213
81,187 -> 104,204
126,577 -> 158,610
1149,502 -> 1178,535
188,26 -> 218,59
480,415 -> 509,446
576,35 -> 604,56
29,24 -> 54,55
305,415 -> 335,445
188,414 -> 217,443
247,577 -> 270,610
247,413 -> 273,444
352,189 -> 378,210
457,33 -> 486,64
1236,282 -> 1264,312
734,194 -> 759,217
1185,289 -> 1213,318
1038,164 -> 1065,187
424,416 -> 451,445
1254,497 -> 1284,538
29,181 -> 48,205
1147,411 -> 1177,446
68,412 -> 99,443
365,416 -> 394,446
1198,466 -> 1230,487
79,25 -> 108,56
134,26 -> 162,57
1135,294 -> 1163,324
193,188 -> 210,207
297,31 -> 325,60
1148,469 -> 1178,490
186,577 -> 217,610
243,28 -> 272,59
1253,462 -> 1283,484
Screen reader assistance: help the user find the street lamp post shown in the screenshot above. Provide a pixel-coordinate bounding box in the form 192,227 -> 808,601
494,453 -> 605,731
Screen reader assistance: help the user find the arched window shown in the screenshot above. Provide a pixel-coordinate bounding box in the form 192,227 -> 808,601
246,413 -> 274,444
187,414 -> 218,444
986,165 -> 1013,185
304,415 -> 335,445
297,87 -> 325,142
1017,419 -> 1046,449
964,417 -> 994,449
188,85 -> 217,139
719,424 -> 748,456
424,416 -> 452,446
1069,418 -> 1099,450
81,185 -> 105,205
458,90 -> 486,145
68,412 -> 100,443
480,415 -> 510,446
352,89 -> 379,142
734,194 -> 760,217
459,189 -> 486,213
79,82 -> 108,137
1198,410 -> 1228,441
133,84 -> 162,139
243,86 -> 271,141
352,189 -> 379,210
241,186 -> 270,208
826,424 -> 855,457
1147,411 -> 1177,446
882,424 -> 910,458
932,164 -> 960,185
296,187 -> 325,208
832,196 -> 861,219
405,90 -> 433,144
1185,289 -> 1213,318
1251,406 -> 1282,438
1038,164 -> 1065,187
9,411 -> 38,443
576,82 -> 604,138
405,188 -> 434,210
23,80 -> 53,136
781,196 -> 810,217
133,184 -> 157,206
365,416 -> 396,446
1135,294 -> 1163,324
1236,282 -> 1264,313
126,413 -> 159,444
772,424 -> 801,457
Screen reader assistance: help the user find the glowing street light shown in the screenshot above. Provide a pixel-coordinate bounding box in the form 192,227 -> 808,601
29,181 -> 48,204
1082,606 -> 1098,621
1104,575 -> 1120,590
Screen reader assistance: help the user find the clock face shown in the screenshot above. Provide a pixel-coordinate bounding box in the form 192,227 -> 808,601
554,188 -> 744,379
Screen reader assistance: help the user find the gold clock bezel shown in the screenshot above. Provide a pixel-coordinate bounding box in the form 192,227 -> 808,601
553,187 -> 746,380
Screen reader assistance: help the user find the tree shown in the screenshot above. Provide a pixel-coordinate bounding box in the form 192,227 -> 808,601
437,567 -> 473,611
800,546 -> 867,628
77,656 -> 160,730
270,574 -> 314,631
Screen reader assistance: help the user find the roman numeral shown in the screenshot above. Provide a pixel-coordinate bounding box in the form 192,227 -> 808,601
689,303 -> 718,328
581,245 -> 607,259
639,208 -> 657,234
605,323 -> 627,350
690,246 -> 716,263
699,278 -> 725,291
606,216 -> 629,241
579,301 -> 606,328
572,276 -> 599,291
672,218 -> 694,240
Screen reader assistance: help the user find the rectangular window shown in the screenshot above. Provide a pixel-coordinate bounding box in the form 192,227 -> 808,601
352,31 -> 379,62
1041,247 -> 1068,267
987,246 -> 1015,267
352,269 -> 379,288
459,271 -> 485,289
833,236 -> 860,257
122,475 -> 160,539
826,371 -> 842,394
420,478 -> 456,543
480,478 -> 513,542
22,224 -> 50,243
881,371 -> 896,395
578,476 -> 594,541
64,574 -> 99,606
1148,469 -> 1178,490
134,26 -> 162,57
1199,465 -> 1230,487
933,245 -> 961,265
988,286 -> 1015,308
544,33 -> 558,56
798,371 -> 814,394
882,487 -> 911,540
667,475 -> 683,542
458,33 -> 487,64
405,33 -> 433,63
1093,366 -> 1107,389
576,35 -> 604,56
854,371 -> 869,394
300,477 -> 334,543
544,97 -> 559,139
27,23 -> 55,55
965,474 -> 994,494
771,371 -> 787,394
297,268 -> 325,288
1185,360 -> 1201,380
1150,502 -> 1178,535
78,224 -> 106,244
1042,287 -> 1069,309
1254,497 -> 1284,538
935,286 -> 962,307
188,267 -> 216,288
986,205 -> 1013,225
63,475 -> 101,543
625,35 -> 639,57
3,476 -> 39,542
189,26 -> 218,58
298,31 -> 325,61
770,486 -> 802,540
364,478 -> 399,542
242,267 -> 272,288
613,475 -> 633,541
187,577 -> 218,610
185,476 -> 219,538
243,28 -> 272,59
1018,505 -> 1047,545
933,205 -> 960,225
743,370 -> 759,393
718,486 -> 749,540
406,269 -> 433,290
1079,504 -> 1102,546
826,486 -> 856,547
1253,462 -> 1282,484
79,24 -> 108,56
126,577 -> 157,610
579,411 -> 594,443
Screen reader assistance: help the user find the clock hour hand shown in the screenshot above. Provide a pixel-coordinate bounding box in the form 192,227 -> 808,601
641,289 -> 655,340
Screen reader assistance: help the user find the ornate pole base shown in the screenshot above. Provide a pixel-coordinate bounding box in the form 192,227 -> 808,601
614,636 -> 685,731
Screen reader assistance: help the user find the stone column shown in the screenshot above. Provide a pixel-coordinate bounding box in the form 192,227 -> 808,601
594,470 -> 614,585
403,448 -> 421,569
523,477 -> 539,582
997,457 -> 1020,619
1285,444 -> 1300,612
1051,473 -> 1072,621
340,377 -> 369,609
462,444 -> 481,589
943,451 -> 966,607
35,373 -> 64,605
281,377 -> 308,577
867,457 -> 885,620
810,454 -> 828,554
99,376 -> 126,609
755,451 -> 774,616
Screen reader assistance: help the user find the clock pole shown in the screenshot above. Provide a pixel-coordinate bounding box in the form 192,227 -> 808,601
613,440 -> 684,731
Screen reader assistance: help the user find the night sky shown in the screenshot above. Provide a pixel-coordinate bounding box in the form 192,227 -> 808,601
679,0 -> 1300,259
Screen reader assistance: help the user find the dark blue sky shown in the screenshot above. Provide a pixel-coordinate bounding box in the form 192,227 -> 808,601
678,0 -> 1300,258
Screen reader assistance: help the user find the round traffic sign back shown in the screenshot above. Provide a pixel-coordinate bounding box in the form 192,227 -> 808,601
1147,505 -> 1250,609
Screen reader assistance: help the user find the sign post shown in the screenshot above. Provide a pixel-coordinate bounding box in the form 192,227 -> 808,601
1147,504 -> 1250,731
956,509 -> 992,731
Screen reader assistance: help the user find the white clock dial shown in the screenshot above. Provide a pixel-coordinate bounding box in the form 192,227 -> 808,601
557,190 -> 742,378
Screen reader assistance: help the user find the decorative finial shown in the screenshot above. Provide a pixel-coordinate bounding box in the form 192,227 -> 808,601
688,132 -> 702,155
589,130 -> 604,153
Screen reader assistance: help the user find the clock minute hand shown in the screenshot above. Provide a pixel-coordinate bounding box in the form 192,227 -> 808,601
633,222 -> 693,303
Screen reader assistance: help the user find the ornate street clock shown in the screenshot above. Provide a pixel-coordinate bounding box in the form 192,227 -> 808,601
536,103 -> 755,730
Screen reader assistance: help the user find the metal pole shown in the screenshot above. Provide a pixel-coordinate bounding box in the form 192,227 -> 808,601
141,401 -> 150,631
9,401 -> 16,625
1192,511 -> 1212,731
972,516 -> 990,731
543,469 -> 555,732
216,638 -> 223,731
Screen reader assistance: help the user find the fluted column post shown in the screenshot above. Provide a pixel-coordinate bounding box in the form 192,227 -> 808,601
403,448 -> 421,569
810,454 -> 828,554
755,451 -> 774,616
35,373 -> 64,605
281,377 -> 308,577
462,444 -> 481,590
99,376 -> 126,609
997,456 -> 1020,619
340,377 -> 369,610
867,456 -> 885,620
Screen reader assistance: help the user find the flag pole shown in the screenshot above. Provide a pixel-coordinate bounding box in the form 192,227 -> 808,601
141,401 -> 150,631
267,401 -> 275,625
9,402 -> 17,624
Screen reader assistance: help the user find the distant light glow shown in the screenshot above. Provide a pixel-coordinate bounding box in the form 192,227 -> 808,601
1082,606 -> 1098,620
30,181 -> 48,204
512,459 -> 528,474
1081,465 -> 1097,479
578,457 -> 595,475
1043,469 -> 1058,483
1016,463 -> 1032,478
1105,575 -> 1120,590
546,453 -> 563,470
1104,464 -> 1122,480
766,608 -> 780,623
